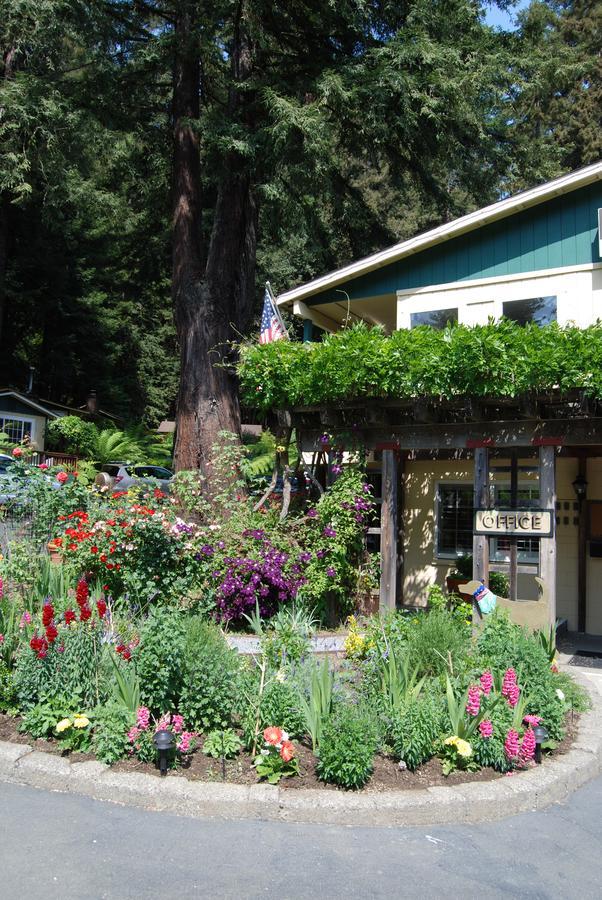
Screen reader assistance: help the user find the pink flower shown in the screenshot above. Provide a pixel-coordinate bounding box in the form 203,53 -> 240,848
466,685 -> 481,717
19,611 -> 32,629
479,671 -> 493,696
523,714 -> 541,727
127,726 -> 141,743
171,715 -> 185,734
520,728 -> 536,762
12,447 -> 23,458
56,471 -> 68,484
136,707 -> 150,730
505,683 -> 520,708
479,719 -> 493,738
155,713 -> 171,732
38,463 -> 49,470
177,731 -> 194,753
0,634 -> 4,643
504,728 -> 520,760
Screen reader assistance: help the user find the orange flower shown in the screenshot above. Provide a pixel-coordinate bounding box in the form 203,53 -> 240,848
279,740 -> 295,762
263,726 -> 283,746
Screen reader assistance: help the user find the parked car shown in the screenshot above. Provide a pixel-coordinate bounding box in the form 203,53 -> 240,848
95,463 -> 173,493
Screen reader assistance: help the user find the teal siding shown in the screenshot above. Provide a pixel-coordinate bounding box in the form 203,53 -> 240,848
307,182 -> 602,305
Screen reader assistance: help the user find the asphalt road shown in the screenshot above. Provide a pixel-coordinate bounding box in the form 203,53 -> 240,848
1,776 -> 601,900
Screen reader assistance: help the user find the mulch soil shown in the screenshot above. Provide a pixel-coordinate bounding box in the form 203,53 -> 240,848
0,712 -> 579,793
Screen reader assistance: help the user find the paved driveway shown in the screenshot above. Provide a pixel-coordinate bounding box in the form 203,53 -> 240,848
1,773 -> 601,899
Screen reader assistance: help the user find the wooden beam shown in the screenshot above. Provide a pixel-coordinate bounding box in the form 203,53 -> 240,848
577,455 -> 587,632
509,451 -> 518,602
473,447 -> 490,586
539,445 -> 557,627
396,453 -> 405,606
379,449 -> 398,613
297,418 -> 602,452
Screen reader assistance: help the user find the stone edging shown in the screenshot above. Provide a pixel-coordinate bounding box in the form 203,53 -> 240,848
1,671 -> 600,827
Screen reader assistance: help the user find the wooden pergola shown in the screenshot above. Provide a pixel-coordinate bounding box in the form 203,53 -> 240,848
261,389 -> 602,629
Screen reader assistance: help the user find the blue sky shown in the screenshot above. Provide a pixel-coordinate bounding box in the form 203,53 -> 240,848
484,1 -> 531,30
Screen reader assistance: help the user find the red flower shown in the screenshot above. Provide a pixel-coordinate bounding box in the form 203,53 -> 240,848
121,647 -> 131,661
96,598 -> 107,619
45,622 -> 58,644
100,554 -> 107,563
64,609 -> 76,625
280,741 -> 295,763
80,605 -> 92,622
12,447 -> 23,458
56,471 -> 68,484
91,546 -> 98,554
76,578 -> 89,607
29,635 -> 43,653
68,543 -> 77,552
263,726 -> 283,746
42,603 -> 55,627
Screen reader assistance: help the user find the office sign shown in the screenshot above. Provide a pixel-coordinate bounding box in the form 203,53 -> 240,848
474,508 -> 554,537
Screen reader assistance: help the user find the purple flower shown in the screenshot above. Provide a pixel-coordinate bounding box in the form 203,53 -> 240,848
331,464 -> 342,476
299,552 -> 312,563
307,508 -> 317,518
316,549 -> 326,559
326,567 -> 336,578
322,526 -> 337,538
319,433 -> 329,445
200,545 -> 214,556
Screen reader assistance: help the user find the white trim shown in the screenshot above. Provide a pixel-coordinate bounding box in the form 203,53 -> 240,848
0,391 -> 60,419
0,413 -> 36,444
277,162 -> 602,308
395,261 -> 602,298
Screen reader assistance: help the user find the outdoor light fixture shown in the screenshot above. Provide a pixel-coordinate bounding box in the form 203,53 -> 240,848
572,473 -> 588,503
153,729 -> 174,776
532,724 -> 549,764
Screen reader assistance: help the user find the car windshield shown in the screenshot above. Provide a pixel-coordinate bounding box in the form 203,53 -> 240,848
134,467 -> 172,479
0,458 -> 14,474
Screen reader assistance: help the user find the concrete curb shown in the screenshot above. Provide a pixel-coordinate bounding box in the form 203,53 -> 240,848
1,669 -> 600,827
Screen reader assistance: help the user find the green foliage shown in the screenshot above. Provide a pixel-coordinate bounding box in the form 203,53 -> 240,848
298,658 -> 334,752
0,661 -> 16,711
45,417 -> 98,458
247,679 -> 306,743
19,700 -> 65,740
317,703 -> 379,790
378,649 -> 425,722
108,652 -> 140,715
239,321 -> 602,411
136,609 -> 186,714
178,619 -> 240,732
404,610 -> 470,678
91,704 -> 134,765
391,693 -> 445,771
534,625 -> 557,664
203,729 -> 243,760
261,603 -> 317,668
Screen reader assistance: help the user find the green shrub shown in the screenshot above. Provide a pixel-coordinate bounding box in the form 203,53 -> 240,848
137,608 -> 187,713
179,618 -> 240,731
391,693 -> 444,770
404,610 -> 470,678
0,661 -> 16,710
91,704 -> 133,764
317,704 -> 379,789
241,673 -> 307,746
203,728 -> 243,759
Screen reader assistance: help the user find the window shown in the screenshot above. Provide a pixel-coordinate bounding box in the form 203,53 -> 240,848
410,308 -> 458,329
502,296 -> 556,326
493,485 -> 540,563
437,484 -> 474,556
0,417 -> 33,443
134,466 -> 173,479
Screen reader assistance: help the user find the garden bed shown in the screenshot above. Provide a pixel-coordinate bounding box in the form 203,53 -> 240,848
0,711 -> 579,793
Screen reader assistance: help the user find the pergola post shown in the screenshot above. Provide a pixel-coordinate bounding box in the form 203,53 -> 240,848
472,447 -> 490,585
539,444 -> 557,627
379,448 -> 398,612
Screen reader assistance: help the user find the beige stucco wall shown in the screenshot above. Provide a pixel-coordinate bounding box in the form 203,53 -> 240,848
401,456 -> 596,632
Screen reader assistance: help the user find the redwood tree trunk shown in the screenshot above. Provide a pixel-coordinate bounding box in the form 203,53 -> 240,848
172,1 -> 257,484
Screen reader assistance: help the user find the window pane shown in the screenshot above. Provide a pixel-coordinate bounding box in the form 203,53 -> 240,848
438,485 -> 473,555
502,296 -> 556,326
410,308 -> 458,329
0,418 -> 31,443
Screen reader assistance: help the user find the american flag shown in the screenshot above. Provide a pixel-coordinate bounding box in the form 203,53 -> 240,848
259,287 -> 287,344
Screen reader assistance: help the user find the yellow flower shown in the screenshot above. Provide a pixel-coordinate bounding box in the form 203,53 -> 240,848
444,735 -> 459,746
56,718 -> 72,733
455,739 -> 472,758
72,715 -> 90,729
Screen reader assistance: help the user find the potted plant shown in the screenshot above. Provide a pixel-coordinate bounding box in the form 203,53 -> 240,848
446,553 -> 509,599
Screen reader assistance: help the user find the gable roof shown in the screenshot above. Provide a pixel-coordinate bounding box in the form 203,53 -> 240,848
0,390 -> 61,419
277,161 -> 602,310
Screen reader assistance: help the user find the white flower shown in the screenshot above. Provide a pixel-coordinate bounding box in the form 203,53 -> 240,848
260,749 -> 269,756
556,689 -> 565,702
281,731 -> 289,742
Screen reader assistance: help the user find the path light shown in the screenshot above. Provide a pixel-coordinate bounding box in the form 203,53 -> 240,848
153,729 -> 174,776
572,473 -> 588,503
532,724 -> 549,764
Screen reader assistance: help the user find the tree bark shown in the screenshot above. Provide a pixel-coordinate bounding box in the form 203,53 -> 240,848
0,46 -> 18,350
172,1 -> 257,485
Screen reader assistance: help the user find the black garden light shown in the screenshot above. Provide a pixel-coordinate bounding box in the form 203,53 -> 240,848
572,473 -> 588,503
153,729 -> 174,776
532,724 -> 549,764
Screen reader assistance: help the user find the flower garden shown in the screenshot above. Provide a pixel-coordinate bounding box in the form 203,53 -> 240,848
0,439 -> 589,791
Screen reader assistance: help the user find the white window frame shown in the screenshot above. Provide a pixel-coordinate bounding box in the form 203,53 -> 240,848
0,415 -> 34,444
